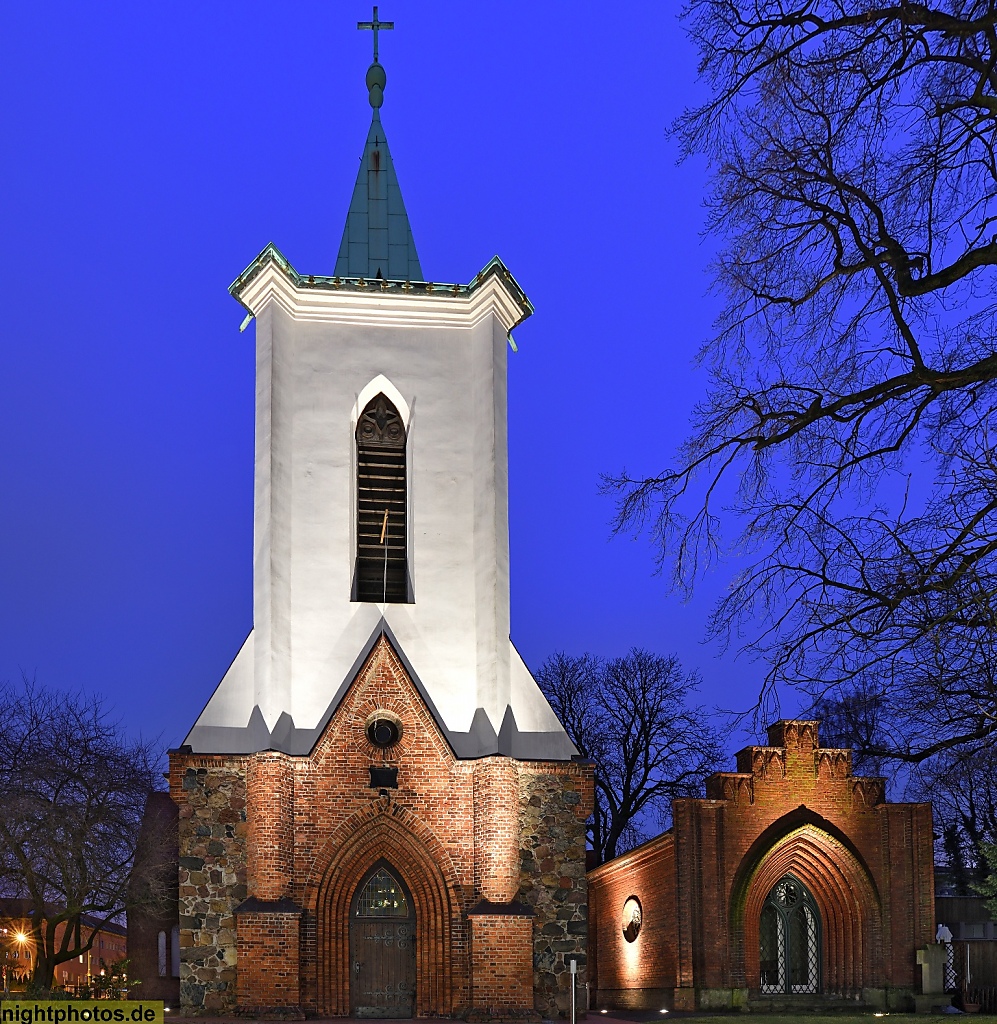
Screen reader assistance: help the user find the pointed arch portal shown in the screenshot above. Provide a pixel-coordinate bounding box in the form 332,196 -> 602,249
733,818 -> 882,995
312,806 -> 460,1018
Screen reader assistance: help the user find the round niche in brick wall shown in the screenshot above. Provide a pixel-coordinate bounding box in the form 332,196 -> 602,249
365,710 -> 403,749
622,895 -> 642,942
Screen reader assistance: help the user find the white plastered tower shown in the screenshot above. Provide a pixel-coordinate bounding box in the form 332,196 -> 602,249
183,51 -> 574,762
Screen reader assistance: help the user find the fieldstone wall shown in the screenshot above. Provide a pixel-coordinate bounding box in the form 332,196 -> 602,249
519,763 -> 593,1018
172,757 -> 248,1015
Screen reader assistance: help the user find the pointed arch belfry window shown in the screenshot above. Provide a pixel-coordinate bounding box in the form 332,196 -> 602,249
355,393 -> 409,602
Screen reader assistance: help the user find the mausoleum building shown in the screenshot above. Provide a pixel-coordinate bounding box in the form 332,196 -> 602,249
588,720 -> 935,1012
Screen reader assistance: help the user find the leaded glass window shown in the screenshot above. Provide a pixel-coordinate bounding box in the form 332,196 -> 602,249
355,868 -> 410,918
759,875 -> 821,994
759,903 -> 783,991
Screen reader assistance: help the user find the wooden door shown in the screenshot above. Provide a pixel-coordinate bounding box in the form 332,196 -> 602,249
350,865 -> 416,1018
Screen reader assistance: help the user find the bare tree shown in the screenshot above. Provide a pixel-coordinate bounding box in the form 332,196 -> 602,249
811,683 -> 891,777
0,678 -> 164,990
608,2 -> 997,760
911,740 -> 997,888
537,649 -> 725,864
816,686 -> 997,888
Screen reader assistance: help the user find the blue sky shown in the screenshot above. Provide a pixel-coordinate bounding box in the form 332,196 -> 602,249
0,2 -> 773,751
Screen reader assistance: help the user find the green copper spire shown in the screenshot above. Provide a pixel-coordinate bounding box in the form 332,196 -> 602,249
334,8 -> 422,281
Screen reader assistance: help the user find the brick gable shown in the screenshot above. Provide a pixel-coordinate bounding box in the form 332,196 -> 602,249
170,633 -> 593,1018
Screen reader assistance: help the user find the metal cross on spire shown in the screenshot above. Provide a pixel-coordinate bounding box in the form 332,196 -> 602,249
358,6 -> 393,64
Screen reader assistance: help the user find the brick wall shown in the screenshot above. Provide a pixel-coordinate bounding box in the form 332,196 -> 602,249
588,833 -> 677,1009
475,758 -> 521,903
127,791 -> 181,1005
245,753 -> 295,900
235,910 -> 301,1011
469,916 -> 534,1011
588,720 -> 935,1012
292,638 -> 476,1017
170,634 -> 593,1018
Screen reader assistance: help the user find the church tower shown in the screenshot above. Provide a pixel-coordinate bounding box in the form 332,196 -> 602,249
169,11 -> 592,1019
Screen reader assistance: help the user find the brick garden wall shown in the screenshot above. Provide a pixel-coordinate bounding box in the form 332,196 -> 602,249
588,833 -> 677,1009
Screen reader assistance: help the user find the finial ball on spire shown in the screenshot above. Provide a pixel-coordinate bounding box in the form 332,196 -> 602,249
358,7 -> 393,108
366,63 -> 386,91
366,62 -> 386,108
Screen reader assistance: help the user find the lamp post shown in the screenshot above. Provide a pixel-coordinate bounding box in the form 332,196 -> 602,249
570,958 -> 577,1024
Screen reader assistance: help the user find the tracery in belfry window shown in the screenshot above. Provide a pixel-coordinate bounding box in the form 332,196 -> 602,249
355,867 -> 410,918
355,393 -> 409,602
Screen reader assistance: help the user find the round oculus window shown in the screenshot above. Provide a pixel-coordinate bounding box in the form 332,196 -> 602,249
622,896 -> 642,943
366,716 -> 401,748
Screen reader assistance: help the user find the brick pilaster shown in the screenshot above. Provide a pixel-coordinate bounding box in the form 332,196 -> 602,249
474,757 -> 520,902
246,751 -> 295,899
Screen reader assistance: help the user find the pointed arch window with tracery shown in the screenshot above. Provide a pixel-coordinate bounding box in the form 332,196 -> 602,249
355,393 -> 409,602
759,875 -> 821,994
354,867 -> 410,918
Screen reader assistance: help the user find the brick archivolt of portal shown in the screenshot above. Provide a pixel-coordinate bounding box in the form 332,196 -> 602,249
473,757 -> 520,903
246,751 -> 295,901
311,801 -> 465,1017
735,825 -> 880,993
